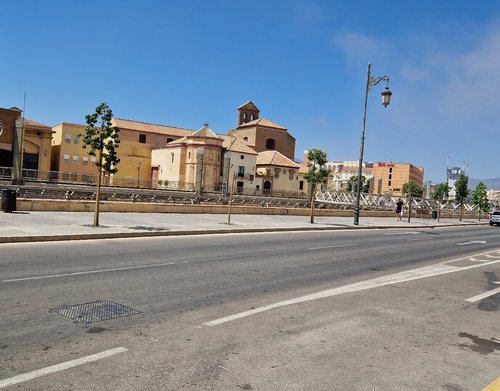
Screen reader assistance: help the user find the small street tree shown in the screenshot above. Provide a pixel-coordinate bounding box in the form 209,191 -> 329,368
402,182 -> 424,222
346,175 -> 370,193
471,182 -> 489,221
303,148 -> 330,223
454,175 -> 469,222
432,182 -> 450,221
402,181 -> 424,198
80,102 -> 120,227
432,182 -> 450,201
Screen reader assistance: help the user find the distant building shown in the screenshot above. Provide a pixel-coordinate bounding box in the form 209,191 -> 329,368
447,166 -> 466,198
325,160 -> 373,191
371,162 -> 424,195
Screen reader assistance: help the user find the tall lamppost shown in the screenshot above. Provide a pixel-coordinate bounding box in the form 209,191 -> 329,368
353,63 -> 392,225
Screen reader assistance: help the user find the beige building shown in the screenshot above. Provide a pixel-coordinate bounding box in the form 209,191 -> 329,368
371,162 -> 424,195
228,101 -> 296,161
112,118 -> 195,186
256,150 -> 301,195
221,135 -> 258,193
51,122 -> 98,181
151,126 -> 224,192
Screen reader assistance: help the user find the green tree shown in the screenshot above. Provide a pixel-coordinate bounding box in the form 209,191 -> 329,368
303,148 -> 330,223
79,102 -> 120,227
432,182 -> 450,201
471,182 -> 489,221
432,182 -> 450,221
346,175 -> 370,193
402,181 -> 424,197
454,175 -> 469,221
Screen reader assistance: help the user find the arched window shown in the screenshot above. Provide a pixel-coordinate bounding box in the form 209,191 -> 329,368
243,136 -> 248,142
265,138 -> 276,150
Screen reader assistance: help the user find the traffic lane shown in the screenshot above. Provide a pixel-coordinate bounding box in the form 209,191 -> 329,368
7,252 -> 499,390
2,248 -> 499,382
0,225 -> 496,282
2,227 -> 498,343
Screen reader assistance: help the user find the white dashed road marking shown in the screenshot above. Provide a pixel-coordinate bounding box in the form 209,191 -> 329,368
0,347 -> 128,389
308,243 -> 358,250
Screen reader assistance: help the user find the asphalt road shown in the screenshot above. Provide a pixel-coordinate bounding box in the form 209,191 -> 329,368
1,226 -> 499,390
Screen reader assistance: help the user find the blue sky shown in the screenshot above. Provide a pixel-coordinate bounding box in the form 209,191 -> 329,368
1,0 -> 499,183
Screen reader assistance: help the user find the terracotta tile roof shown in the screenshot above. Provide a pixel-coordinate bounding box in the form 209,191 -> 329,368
221,135 -> 258,155
257,150 -> 300,169
190,126 -> 222,140
25,118 -> 51,129
237,117 -> 287,130
112,118 -> 195,137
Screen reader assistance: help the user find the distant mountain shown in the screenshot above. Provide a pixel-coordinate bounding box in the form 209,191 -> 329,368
468,177 -> 500,190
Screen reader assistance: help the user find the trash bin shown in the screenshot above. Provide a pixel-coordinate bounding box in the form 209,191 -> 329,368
1,189 -> 16,213
431,210 -> 438,219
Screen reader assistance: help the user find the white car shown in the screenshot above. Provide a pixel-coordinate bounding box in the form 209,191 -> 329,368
490,211 -> 500,226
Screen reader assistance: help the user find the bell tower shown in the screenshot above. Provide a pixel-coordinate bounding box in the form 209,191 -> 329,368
236,101 -> 260,127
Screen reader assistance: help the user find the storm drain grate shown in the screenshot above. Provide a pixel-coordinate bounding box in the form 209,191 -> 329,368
50,300 -> 141,324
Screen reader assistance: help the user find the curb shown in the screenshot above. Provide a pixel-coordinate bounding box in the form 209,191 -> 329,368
0,222 -> 486,244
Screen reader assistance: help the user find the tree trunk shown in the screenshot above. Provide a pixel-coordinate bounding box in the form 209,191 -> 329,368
459,202 -> 463,222
309,185 -> 316,224
93,150 -> 103,227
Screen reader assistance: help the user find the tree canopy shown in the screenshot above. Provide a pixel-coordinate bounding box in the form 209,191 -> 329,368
454,175 -> 469,204
303,148 -> 330,189
471,182 -> 489,213
346,175 -> 370,193
402,181 -> 424,197
432,182 -> 450,201
80,102 -> 120,174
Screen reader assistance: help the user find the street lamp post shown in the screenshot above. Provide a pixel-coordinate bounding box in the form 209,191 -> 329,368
353,63 -> 392,225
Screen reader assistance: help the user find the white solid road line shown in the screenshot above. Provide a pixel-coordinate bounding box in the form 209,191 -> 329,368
466,287 -> 500,303
2,261 -> 181,283
308,243 -> 359,250
204,250 -> 500,327
0,347 -> 128,389
385,232 -> 421,235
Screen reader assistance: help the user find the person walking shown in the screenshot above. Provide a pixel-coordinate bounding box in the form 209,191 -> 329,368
395,198 -> 404,221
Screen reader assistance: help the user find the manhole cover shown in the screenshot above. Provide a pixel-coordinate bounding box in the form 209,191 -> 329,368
50,300 -> 141,323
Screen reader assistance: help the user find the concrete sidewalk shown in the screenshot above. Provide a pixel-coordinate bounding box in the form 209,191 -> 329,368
0,211 -> 487,243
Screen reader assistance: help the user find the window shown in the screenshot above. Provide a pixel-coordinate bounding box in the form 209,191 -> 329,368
243,136 -> 248,141
388,174 -> 392,179
167,138 -> 174,143
265,138 -> 276,149
299,181 -> 304,190
72,155 -> 79,164
240,155 -> 244,160
389,167 -> 393,173
91,157 -> 97,163
238,166 -> 245,177
82,157 -> 89,166
139,134 -> 146,143
242,113 -> 247,123
171,152 -> 174,163
74,134 -> 80,144
64,134 -> 71,144
63,154 -> 70,164
388,180 -> 392,186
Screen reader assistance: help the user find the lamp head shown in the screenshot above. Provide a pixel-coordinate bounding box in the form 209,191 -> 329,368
381,86 -> 392,107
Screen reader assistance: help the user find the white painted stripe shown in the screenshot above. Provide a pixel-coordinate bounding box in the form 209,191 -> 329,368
458,241 -> 487,246
385,232 -> 421,235
0,347 -> 128,389
466,287 -> 500,303
204,251 -> 500,326
409,238 -> 434,241
308,243 -> 358,250
469,257 -> 488,263
484,254 -> 500,259
3,261 -> 180,283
